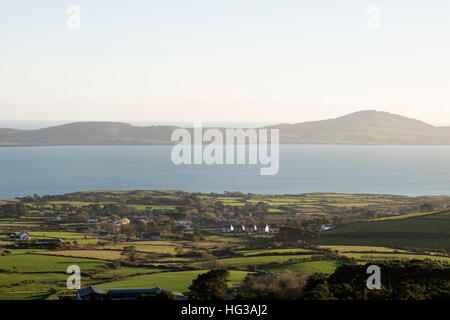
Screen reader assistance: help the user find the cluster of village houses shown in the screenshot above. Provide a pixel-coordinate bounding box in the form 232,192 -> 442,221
12,219 -> 279,244
9,231 -> 65,244
11,203 -> 280,244
221,223 -> 278,234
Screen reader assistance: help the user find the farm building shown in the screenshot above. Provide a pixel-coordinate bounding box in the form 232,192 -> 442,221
114,217 -> 130,226
108,287 -> 186,300
108,288 -> 154,300
77,286 -> 108,300
222,223 -> 235,233
257,224 -> 270,233
176,220 -> 192,231
37,238 -> 64,244
142,232 -> 162,241
17,231 -> 30,241
318,224 -> 334,232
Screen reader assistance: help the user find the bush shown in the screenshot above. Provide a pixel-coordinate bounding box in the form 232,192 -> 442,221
189,270 -> 230,300
242,270 -> 309,300
1,250 -> 11,256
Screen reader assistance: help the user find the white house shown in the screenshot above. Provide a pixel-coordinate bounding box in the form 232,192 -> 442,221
222,223 -> 234,233
318,224 -> 333,232
17,231 -> 30,241
257,224 -> 270,233
176,220 -> 192,231
114,217 -> 130,226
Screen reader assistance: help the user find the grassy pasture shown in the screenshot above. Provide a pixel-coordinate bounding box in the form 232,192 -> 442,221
318,245 -> 407,253
0,272 -> 68,285
1,191 -> 449,300
97,270 -> 248,293
92,266 -> 165,279
0,291 -> 53,300
268,259 -> 344,274
425,211 -> 450,219
0,254 -> 109,272
341,252 -> 450,263
0,248 -> 48,255
194,254 -> 319,269
236,248 -> 315,256
324,218 -> 450,234
315,236 -> 450,251
28,231 -> 93,239
0,283 -> 60,300
101,243 -> 181,255
371,211 -> 439,221
317,212 -> 450,250
43,250 -> 124,261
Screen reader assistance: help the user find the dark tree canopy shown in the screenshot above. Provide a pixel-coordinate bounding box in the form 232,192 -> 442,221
189,270 -> 230,300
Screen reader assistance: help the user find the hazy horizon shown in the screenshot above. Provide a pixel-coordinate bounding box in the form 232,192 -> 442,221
3,109 -> 450,131
0,120 -> 274,130
1,1 -> 450,124
2,109 -> 450,130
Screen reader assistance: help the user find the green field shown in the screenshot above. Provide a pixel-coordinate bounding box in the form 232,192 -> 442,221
268,259 -> 344,274
236,248 -> 315,256
1,190 -> 449,300
340,252 -> 450,263
0,254 -> 109,272
316,211 -> 450,250
318,245 -> 407,253
196,254 -> 319,269
324,218 -> 450,234
97,270 -> 249,293
315,237 -> 450,251
92,266 -> 165,279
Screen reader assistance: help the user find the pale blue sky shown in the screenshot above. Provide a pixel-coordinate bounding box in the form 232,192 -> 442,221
1,1 -> 450,125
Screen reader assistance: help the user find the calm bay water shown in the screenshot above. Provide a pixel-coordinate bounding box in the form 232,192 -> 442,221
1,145 -> 450,199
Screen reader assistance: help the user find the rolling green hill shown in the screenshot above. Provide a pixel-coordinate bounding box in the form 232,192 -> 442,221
1,110 -> 450,145
266,110 -> 450,144
315,211 -> 450,251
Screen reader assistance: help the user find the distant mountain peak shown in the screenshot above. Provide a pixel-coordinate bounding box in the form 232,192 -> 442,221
51,121 -> 133,128
337,109 -> 410,120
338,109 -> 380,116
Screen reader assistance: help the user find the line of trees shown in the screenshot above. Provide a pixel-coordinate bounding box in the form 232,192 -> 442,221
186,259 -> 450,300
